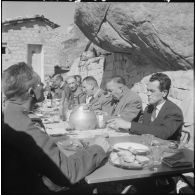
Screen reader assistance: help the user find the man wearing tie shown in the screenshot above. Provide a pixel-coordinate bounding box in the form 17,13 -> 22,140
107,73 -> 183,141
105,76 -> 143,123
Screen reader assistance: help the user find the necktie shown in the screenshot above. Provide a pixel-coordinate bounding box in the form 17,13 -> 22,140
89,95 -> 94,103
151,107 -> 157,122
111,99 -> 119,116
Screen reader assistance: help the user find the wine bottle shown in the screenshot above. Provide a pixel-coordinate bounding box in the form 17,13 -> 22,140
47,88 -> 53,108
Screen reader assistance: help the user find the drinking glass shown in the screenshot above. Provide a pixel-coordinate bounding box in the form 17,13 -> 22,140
53,114 -> 60,122
151,145 -> 163,166
96,113 -> 105,129
141,134 -> 155,146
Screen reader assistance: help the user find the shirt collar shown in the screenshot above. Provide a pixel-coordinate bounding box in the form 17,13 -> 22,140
93,88 -> 101,98
118,86 -> 129,101
60,81 -> 65,89
6,98 -> 29,112
156,100 -> 166,111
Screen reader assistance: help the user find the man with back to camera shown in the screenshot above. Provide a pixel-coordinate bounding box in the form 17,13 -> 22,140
107,72 -> 184,140
104,75 -> 143,123
2,62 -> 111,193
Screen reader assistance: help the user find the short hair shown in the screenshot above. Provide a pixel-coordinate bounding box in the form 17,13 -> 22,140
83,76 -> 98,87
2,62 -> 40,99
149,73 -> 171,92
55,74 -> 63,81
108,75 -> 126,85
66,75 -> 76,83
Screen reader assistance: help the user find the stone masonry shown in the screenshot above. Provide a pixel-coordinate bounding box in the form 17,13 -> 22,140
2,16 -> 67,79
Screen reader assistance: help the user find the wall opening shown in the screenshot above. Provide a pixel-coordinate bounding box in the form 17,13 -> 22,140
27,44 -> 44,82
2,43 -> 7,54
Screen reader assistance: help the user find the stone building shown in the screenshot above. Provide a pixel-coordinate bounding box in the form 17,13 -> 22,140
2,15 -> 67,82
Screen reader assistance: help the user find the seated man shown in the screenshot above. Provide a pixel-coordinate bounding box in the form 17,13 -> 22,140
107,73 -> 184,140
53,74 -> 67,99
60,75 -> 86,120
107,73 -> 184,193
74,74 -> 82,87
82,76 -> 112,112
66,75 -> 86,108
105,76 -> 142,122
2,62 -> 111,193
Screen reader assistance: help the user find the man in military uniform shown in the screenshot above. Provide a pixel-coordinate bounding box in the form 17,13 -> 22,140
60,76 -> 86,120
82,76 -> 112,113
53,74 -> 67,99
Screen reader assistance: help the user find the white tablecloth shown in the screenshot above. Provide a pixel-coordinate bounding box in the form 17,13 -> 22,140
44,121 -> 129,139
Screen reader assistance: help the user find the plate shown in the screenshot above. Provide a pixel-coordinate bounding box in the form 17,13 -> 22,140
109,151 -> 150,170
113,142 -> 150,155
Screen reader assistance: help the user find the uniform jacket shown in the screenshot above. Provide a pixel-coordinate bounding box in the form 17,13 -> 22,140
54,82 -> 67,99
60,87 -> 86,117
88,89 -> 112,112
68,86 -> 86,105
131,99 -> 184,140
106,87 -> 142,122
3,99 -> 107,187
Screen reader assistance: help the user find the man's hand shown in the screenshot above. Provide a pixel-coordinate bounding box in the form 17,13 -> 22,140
92,136 -> 111,153
106,117 -> 131,131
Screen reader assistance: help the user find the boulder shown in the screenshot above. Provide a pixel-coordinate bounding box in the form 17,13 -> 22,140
61,24 -> 108,68
75,2 -> 193,70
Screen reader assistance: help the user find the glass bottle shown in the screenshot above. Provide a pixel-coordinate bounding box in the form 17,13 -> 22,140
47,88 -> 53,108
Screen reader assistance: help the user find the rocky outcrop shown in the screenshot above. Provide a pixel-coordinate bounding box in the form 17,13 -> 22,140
72,3 -> 193,145
75,2 -> 193,70
61,24 -> 108,68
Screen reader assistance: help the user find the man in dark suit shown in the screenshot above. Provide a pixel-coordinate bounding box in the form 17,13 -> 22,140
107,73 -> 183,193
107,73 -> 183,141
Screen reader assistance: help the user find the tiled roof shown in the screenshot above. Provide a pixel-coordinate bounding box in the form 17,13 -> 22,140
2,15 -> 60,29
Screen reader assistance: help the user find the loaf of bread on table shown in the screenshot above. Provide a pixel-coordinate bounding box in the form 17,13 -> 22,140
135,155 -> 150,164
117,150 -> 135,163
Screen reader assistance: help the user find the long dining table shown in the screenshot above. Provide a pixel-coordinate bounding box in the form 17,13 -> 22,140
31,101 -> 194,193
84,136 -> 194,185
44,122 -> 194,192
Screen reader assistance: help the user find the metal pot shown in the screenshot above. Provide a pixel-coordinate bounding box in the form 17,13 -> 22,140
69,104 -> 98,130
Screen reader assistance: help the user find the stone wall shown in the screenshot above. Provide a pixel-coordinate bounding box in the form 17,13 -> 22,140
67,55 -> 105,86
2,22 -> 66,77
69,52 -> 194,147
74,2 -> 194,146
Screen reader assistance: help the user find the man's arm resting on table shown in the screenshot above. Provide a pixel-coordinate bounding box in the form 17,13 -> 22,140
27,122 -> 107,185
130,112 -> 183,139
60,145 -> 107,184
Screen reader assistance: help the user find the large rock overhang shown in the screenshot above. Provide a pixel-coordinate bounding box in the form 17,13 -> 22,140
74,2 -> 193,70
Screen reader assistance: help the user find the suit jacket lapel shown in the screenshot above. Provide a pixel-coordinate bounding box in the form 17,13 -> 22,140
154,100 -> 168,122
144,105 -> 153,124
